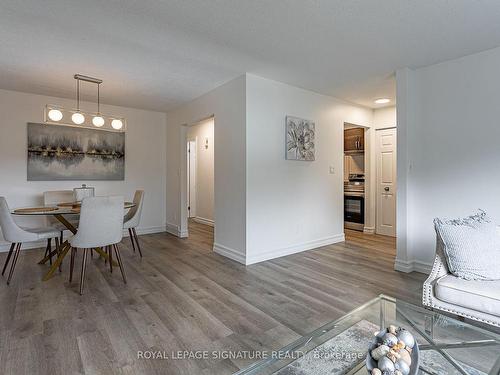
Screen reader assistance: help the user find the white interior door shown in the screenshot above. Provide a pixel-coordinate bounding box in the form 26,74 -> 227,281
376,128 -> 397,237
187,140 -> 196,218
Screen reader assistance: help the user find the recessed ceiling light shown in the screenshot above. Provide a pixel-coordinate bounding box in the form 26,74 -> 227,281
374,98 -> 390,104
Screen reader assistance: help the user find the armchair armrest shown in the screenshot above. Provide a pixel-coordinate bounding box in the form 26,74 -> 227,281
423,237 -> 449,308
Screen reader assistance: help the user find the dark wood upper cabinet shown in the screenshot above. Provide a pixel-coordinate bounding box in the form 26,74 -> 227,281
344,128 -> 364,152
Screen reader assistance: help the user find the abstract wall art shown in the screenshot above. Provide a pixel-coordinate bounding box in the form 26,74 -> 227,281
286,116 -> 315,161
27,122 -> 125,180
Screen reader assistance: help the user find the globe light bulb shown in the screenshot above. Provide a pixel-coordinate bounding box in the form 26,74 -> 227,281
72,112 -> 85,124
92,115 -> 105,127
111,119 -> 123,130
48,109 -> 63,121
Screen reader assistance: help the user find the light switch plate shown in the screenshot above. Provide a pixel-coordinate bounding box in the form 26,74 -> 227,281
329,166 -> 335,174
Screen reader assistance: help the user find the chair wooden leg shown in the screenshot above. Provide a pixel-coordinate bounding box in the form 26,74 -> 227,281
113,244 -> 126,284
69,247 -> 76,283
132,228 -> 143,258
79,248 -> 89,295
2,243 -> 15,276
128,229 -> 136,253
7,243 -> 22,285
108,245 -> 113,273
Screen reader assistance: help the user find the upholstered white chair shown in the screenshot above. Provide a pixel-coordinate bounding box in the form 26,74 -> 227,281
68,196 -> 126,295
423,233 -> 500,327
0,197 -> 60,285
123,190 -> 144,257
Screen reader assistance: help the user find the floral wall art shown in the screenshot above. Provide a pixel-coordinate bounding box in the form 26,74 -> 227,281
27,122 -> 125,180
285,116 -> 315,161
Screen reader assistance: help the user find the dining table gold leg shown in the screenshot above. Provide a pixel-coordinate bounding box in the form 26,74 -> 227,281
42,242 -> 71,281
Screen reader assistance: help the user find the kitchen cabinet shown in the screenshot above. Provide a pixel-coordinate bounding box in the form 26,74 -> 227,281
344,128 -> 364,152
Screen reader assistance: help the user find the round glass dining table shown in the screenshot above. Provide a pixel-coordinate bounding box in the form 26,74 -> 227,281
12,201 -> 135,281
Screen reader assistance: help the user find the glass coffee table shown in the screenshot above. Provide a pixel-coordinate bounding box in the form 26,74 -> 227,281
235,295 -> 500,375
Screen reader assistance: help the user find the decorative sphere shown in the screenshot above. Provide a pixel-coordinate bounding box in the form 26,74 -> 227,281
381,333 -> 398,347
395,359 -> 410,375
111,119 -> 123,130
48,109 -> 63,121
397,330 -> 415,349
92,116 -> 105,127
377,357 -> 395,372
72,112 -> 85,124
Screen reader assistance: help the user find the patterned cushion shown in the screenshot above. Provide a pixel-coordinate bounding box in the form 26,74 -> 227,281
434,210 -> 500,280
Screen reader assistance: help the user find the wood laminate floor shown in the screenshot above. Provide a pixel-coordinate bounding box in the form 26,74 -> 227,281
0,222 -> 425,375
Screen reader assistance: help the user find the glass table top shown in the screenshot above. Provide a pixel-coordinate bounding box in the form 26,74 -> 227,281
235,295 -> 500,375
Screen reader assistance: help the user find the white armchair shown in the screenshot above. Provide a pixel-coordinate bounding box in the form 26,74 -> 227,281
423,236 -> 500,327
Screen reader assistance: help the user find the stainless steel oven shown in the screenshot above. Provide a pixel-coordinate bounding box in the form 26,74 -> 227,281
344,174 -> 365,231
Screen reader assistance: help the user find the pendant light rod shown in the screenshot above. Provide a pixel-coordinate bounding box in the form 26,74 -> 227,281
76,78 -> 80,111
97,83 -> 100,113
74,74 -> 103,84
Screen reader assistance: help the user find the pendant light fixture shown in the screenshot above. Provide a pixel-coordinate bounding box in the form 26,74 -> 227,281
44,74 -> 126,132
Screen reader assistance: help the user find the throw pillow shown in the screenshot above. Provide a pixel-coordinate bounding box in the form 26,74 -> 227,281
434,210 -> 500,280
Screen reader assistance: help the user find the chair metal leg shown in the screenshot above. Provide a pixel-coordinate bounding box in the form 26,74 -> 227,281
60,231 -> 63,245
69,247 -> 76,283
113,244 -> 127,284
79,248 -> 89,295
44,239 -> 53,265
108,245 -> 113,273
2,243 -> 15,276
128,228 -> 136,253
7,243 -> 22,285
132,228 -> 143,258
54,237 -> 60,267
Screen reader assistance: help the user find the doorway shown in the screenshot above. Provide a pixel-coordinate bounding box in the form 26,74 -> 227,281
343,123 -> 366,232
185,117 -> 215,233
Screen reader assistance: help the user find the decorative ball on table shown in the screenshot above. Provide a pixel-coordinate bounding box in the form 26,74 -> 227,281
366,325 -> 418,375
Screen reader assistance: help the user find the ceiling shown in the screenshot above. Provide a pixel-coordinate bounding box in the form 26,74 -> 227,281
2,1 -> 500,112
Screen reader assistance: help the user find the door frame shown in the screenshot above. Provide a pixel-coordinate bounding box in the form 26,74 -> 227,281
187,138 -> 197,218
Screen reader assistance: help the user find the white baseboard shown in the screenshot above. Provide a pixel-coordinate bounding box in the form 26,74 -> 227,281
394,258 -> 414,273
213,242 -> 246,264
413,259 -> 433,274
0,225 -> 167,252
193,217 -> 214,227
363,226 -> 375,234
394,257 -> 432,274
245,233 -> 345,265
166,222 -> 188,238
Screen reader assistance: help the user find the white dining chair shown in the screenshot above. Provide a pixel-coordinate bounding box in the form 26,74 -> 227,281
123,190 -> 144,257
68,196 -> 126,295
0,197 -> 60,285
43,190 -> 79,261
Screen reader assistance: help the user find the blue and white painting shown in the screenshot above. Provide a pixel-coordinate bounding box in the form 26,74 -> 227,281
27,122 -> 125,180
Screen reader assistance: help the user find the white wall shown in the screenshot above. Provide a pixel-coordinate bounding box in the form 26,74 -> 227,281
187,118 -> 214,224
166,76 -> 246,262
246,74 -> 372,264
373,106 -> 396,129
0,89 -> 167,250
396,46 -> 500,272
